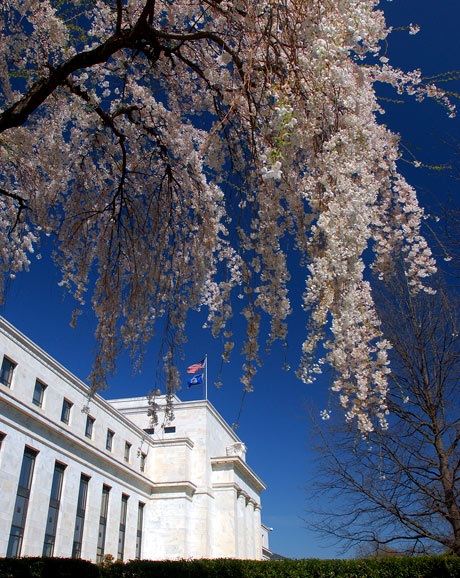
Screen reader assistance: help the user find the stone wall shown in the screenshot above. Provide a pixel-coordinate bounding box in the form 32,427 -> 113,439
0,317 -> 268,561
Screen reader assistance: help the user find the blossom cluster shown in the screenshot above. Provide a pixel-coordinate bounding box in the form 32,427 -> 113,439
0,0 -> 448,432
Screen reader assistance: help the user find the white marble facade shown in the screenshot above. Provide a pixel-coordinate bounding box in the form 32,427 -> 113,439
0,317 -> 269,561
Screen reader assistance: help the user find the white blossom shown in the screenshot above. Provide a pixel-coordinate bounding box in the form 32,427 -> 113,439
0,0 -> 449,432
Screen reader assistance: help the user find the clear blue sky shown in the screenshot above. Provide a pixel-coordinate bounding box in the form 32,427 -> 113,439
1,0 -> 459,559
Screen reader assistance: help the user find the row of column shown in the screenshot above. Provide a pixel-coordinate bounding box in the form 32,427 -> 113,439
236,490 -> 262,559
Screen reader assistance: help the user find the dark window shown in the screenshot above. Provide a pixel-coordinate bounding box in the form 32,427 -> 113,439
135,502 -> 144,560
0,356 -> 16,387
7,447 -> 38,557
118,494 -> 129,560
106,430 -> 114,451
96,485 -> 110,562
164,426 -> 176,434
18,448 -> 36,491
0,432 -> 5,451
140,453 -> 146,473
43,462 -> 66,557
60,399 -> 73,424
72,474 -> 90,559
143,428 -> 155,435
124,442 -> 131,463
85,416 -> 95,439
32,380 -> 47,407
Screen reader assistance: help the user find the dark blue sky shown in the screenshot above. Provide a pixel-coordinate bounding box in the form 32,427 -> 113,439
1,0 -> 459,559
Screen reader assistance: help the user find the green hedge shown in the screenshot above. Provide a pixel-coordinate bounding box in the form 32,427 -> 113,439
1,557 -> 459,578
105,558 -> 460,578
0,557 -> 99,578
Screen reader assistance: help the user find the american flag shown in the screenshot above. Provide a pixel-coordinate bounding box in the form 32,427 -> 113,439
187,359 -> 205,374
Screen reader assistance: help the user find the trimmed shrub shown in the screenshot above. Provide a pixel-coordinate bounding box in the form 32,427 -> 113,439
105,557 -> 460,578
1,556 -> 459,578
0,557 -> 99,578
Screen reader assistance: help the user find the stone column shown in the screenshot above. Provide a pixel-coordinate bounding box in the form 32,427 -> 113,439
253,504 -> 262,560
245,499 -> 255,559
236,490 -> 247,558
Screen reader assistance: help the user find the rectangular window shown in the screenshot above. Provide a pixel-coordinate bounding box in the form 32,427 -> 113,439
106,430 -> 114,452
32,380 -> 47,407
0,356 -> 16,387
135,502 -> 144,560
72,474 -> 90,559
43,462 -> 66,557
85,416 -> 95,439
60,399 -> 73,425
136,502 -> 145,560
143,428 -> 155,435
140,453 -> 146,473
118,494 -> 129,560
164,426 -> 176,434
96,485 -> 110,563
7,447 -> 38,557
124,442 -> 131,463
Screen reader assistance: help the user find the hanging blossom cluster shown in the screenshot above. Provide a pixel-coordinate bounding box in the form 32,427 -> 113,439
0,0 -> 451,432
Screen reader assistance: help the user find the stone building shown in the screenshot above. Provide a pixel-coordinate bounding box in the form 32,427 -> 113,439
0,316 -> 270,561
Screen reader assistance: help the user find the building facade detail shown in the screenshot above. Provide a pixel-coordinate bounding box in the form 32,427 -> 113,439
0,317 -> 268,561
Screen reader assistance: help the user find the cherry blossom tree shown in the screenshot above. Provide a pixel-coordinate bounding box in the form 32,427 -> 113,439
0,0 -> 452,432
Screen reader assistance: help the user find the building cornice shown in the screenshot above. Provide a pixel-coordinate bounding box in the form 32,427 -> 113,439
151,437 -> 194,450
151,480 -> 197,500
211,455 -> 266,493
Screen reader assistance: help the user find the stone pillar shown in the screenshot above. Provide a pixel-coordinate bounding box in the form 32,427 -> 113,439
253,504 -> 262,560
212,487 -> 238,558
245,499 -> 255,559
236,491 -> 247,558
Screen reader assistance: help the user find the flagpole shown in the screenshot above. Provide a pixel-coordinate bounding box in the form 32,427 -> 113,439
205,354 -> 208,401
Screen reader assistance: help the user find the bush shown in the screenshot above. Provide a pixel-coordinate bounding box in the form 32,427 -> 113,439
1,556 -> 459,578
105,557 -> 460,578
0,557 -> 100,578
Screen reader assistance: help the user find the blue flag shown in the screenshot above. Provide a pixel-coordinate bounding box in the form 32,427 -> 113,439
187,374 -> 203,387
